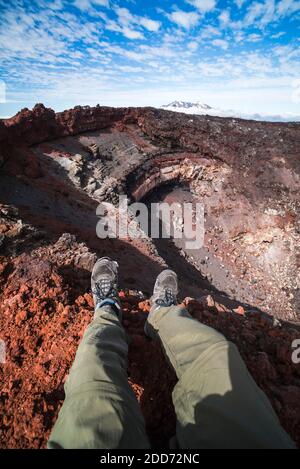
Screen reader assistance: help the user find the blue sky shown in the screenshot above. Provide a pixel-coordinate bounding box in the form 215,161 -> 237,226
0,0 -> 300,117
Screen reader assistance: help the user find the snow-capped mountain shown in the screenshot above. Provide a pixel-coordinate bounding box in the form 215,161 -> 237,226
163,101 -> 213,111
161,101 -> 300,123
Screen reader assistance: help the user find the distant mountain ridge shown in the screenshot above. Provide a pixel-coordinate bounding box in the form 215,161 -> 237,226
161,101 -> 300,123
162,101 -> 213,110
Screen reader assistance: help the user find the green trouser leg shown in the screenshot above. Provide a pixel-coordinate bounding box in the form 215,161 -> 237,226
48,307 -> 150,449
153,305 -> 296,449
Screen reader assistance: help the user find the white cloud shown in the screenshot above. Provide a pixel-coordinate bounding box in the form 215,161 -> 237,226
186,0 -> 216,13
139,45 -> 177,59
273,44 -> 300,63
105,19 -> 122,32
122,50 -> 145,61
235,0 -> 246,7
117,65 -> 144,73
122,27 -> 144,40
167,10 -> 200,29
106,7 -> 160,38
271,31 -> 286,38
260,0 -> 276,26
188,41 -> 199,51
240,0 -> 300,29
237,0 -> 277,29
200,25 -> 222,38
247,33 -> 263,42
93,0 -> 109,6
219,10 -> 231,26
73,0 -> 109,11
39,0 -> 64,11
115,7 -> 134,25
244,53 -> 273,73
0,80 -> 6,104
244,2 -> 266,26
277,0 -> 300,16
73,0 -> 90,10
235,31 -> 245,42
106,21 -> 144,40
212,39 -> 229,49
139,18 -> 161,32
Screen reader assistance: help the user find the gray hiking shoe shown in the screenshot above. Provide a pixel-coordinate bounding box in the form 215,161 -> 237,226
144,269 -> 178,338
91,257 -> 121,318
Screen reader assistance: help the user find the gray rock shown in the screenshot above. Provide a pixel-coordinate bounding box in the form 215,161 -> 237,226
75,252 -> 97,271
56,233 -> 77,249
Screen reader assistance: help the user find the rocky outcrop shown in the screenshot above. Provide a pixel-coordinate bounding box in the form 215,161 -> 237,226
3,104 -> 58,146
134,107 -> 300,167
129,154 -> 204,201
0,104 -> 127,152
55,105 -> 126,137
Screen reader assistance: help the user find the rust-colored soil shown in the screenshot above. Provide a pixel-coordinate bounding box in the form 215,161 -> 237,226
0,232 -> 299,448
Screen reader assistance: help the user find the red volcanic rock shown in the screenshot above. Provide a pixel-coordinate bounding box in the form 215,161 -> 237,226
0,233 -> 299,448
56,105 -> 126,136
134,107 -> 300,168
0,104 -> 128,154
0,120 -> 10,167
4,104 -> 58,145
0,119 -> 6,141
233,305 -> 245,316
1,103 -> 299,177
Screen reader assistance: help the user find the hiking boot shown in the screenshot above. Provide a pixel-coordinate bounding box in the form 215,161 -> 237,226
91,257 -> 121,318
144,269 -> 178,338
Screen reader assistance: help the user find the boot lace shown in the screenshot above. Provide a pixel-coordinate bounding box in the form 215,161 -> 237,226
156,288 -> 176,307
92,279 -> 118,301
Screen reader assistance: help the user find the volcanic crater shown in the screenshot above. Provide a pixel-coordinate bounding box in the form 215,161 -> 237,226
0,104 -> 299,448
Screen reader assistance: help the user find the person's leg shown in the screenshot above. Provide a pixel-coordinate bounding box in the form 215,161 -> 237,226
48,258 -> 150,449
145,270 -> 296,449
